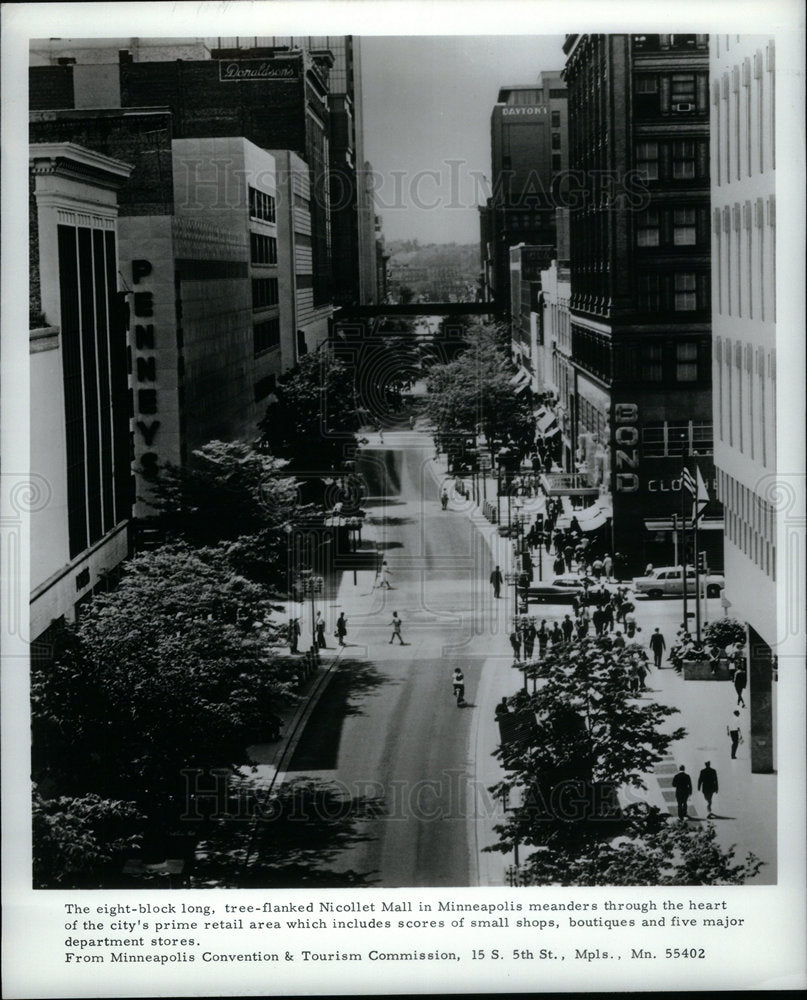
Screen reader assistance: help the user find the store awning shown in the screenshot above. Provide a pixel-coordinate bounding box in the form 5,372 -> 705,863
537,411 -> 557,433
543,424 -> 561,438
510,369 -> 531,392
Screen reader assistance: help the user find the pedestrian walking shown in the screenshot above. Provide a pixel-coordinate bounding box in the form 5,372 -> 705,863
389,611 -> 405,645
563,543 -> 574,572
336,612 -> 347,646
489,564 -> 503,599
288,616 -> 301,654
733,664 -> 747,707
537,620 -> 549,657
697,761 -> 719,817
494,696 -> 510,719
649,627 -> 666,668
523,621 -> 537,659
440,487 -> 449,510
727,710 -> 743,758
509,628 -> 522,660
315,611 -> 327,649
561,615 -> 574,643
612,630 -> 626,650
550,622 -> 563,647
672,765 -> 693,820
378,560 -> 392,589
553,553 -> 566,576
603,553 -> 613,581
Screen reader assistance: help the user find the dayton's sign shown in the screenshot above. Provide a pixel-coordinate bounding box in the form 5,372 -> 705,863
219,60 -> 299,82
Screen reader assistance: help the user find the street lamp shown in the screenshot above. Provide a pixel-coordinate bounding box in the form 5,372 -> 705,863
297,570 -> 324,648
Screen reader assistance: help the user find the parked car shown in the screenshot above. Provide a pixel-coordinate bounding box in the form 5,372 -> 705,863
527,575 -> 625,604
632,565 -> 724,599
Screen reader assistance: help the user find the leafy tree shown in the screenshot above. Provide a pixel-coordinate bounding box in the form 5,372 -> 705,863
424,321 -> 535,450
32,791 -> 143,889
31,545 -> 296,824
487,636 -> 685,861
513,806 -> 762,886
146,440 -> 301,589
259,349 -> 360,471
703,618 -> 746,651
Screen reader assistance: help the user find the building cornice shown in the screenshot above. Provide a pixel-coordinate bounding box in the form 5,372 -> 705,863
29,142 -> 134,190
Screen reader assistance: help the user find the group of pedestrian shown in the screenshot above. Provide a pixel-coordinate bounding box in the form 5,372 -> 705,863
672,762 -> 720,820
286,610 -> 349,653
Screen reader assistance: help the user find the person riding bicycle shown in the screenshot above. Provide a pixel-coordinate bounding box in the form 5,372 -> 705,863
452,667 -> 465,705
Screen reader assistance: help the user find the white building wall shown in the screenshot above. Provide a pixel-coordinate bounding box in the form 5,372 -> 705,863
710,35 -> 777,645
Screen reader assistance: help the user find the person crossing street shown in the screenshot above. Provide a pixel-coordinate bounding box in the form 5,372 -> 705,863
389,611 -> 405,645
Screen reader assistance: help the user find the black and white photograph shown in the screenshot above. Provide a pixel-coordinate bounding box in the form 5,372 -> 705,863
2,1 -> 805,996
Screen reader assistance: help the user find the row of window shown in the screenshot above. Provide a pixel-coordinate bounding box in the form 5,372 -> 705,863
254,317 -> 280,355
252,277 -> 279,310
714,336 -> 775,468
713,41 -> 775,187
642,421 -> 713,457
635,207 -> 708,247
618,339 -> 710,384
718,469 -> 776,582
635,140 -> 710,181
713,197 -> 776,323
633,72 -> 709,116
635,272 -> 711,314
249,186 -> 276,224
250,232 -> 278,266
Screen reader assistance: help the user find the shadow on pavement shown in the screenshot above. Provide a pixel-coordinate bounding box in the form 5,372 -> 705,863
286,658 -> 390,771
190,776 -> 384,888
367,515 -> 416,527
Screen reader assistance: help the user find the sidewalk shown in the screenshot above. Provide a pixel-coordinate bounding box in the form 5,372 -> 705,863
429,440 -> 776,886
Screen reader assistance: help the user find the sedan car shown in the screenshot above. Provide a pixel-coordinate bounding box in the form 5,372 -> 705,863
632,565 -> 724,599
527,575 -> 622,604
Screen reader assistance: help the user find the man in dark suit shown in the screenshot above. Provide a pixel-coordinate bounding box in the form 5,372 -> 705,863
490,565 -> 503,599
672,765 -> 693,820
697,761 -> 719,818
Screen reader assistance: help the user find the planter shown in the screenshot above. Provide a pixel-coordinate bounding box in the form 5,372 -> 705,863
683,658 -> 732,681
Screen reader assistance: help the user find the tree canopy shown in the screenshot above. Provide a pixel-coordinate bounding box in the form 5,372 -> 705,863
424,321 -> 535,449
258,349 -> 360,471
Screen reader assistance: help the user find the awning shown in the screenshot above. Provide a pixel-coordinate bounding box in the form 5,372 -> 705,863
537,411 -> 557,433
543,424 -> 561,437
510,369 -> 531,391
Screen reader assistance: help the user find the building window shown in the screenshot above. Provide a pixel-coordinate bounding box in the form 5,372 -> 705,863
672,141 -> 696,179
674,272 -> 697,311
551,153 -> 562,172
634,75 -> 660,115
673,208 -> 697,245
636,210 -> 660,247
676,342 -> 699,381
640,343 -> 663,381
249,186 -> 276,223
252,277 -> 279,309
671,73 -> 696,105
551,110 -> 561,128
551,132 -> 561,150
635,142 -> 659,180
637,274 -> 661,312
250,232 -> 277,266
253,317 -> 280,355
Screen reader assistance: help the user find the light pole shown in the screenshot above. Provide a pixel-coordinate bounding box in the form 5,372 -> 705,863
297,570 -> 324,648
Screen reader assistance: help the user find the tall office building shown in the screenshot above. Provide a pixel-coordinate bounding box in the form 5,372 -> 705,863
710,35 -> 777,772
29,142 -> 133,643
562,33 -> 720,570
480,71 -> 568,316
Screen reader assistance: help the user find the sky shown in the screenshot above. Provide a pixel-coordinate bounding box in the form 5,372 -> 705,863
361,35 -> 566,245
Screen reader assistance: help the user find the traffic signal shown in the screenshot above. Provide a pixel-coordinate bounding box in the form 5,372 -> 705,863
697,552 -> 707,573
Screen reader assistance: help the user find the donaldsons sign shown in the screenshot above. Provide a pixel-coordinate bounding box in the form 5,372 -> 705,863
218,59 -> 300,82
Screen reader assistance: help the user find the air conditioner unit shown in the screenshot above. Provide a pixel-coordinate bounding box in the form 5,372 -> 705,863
673,102 -> 695,112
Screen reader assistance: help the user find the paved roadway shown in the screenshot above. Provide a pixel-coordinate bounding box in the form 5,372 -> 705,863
284,432 -> 504,886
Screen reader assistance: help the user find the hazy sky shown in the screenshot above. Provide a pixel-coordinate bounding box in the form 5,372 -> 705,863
361,35 -> 565,245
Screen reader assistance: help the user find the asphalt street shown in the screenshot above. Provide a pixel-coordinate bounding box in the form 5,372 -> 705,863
284,433 -> 502,886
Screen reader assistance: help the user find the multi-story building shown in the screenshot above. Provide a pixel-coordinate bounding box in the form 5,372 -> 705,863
29,142 -> 133,647
537,257 -> 575,473
562,33 -> 721,570
480,71 -> 568,316
509,243 -> 555,385
710,35 -> 777,772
